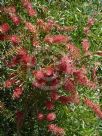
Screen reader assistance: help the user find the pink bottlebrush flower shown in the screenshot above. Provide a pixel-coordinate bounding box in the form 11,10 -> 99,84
26,3 -> 37,16
0,23 -> 10,33
46,112 -> 56,121
12,87 -> 23,99
81,39 -> 90,52
21,54 -> 36,67
66,43 -> 81,59
87,17 -> 95,27
43,67 -> 54,77
44,35 -> 70,44
45,101 -> 54,110
59,55 -> 76,74
37,113 -> 45,121
45,20 -> 55,31
21,0 -> 37,16
10,35 -> 21,44
44,35 -> 53,44
50,91 -> 60,101
27,56 -> 36,67
64,79 -> 76,95
57,59 -> 67,72
16,110 -> 24,128
74,70 -> 87,85
83,26 -> 90,35
28,8 -> 37,16
74,69 -> 96,89
4,80 -> 12,88
25,22 -> 37,33
4,6 -> 20,25
51,34 -> 70,43
43,22 -> 54,32
83,97 -> 102,119
10,15 -> 20,26
48,124 -> 65,136
34,70 -> 45,81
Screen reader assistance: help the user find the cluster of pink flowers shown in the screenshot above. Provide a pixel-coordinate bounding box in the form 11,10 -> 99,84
59,55 -> 76,74
0,1 -> 100,135
44,34 -> 70,44
37,112 -> 56,122
25,21 -> 37,33
0,23 -> 10,33
66,43 -> 81,59
48,124 -> 65,136
21,0 -> 37,16
12,87 -> 23,99
74,69 -> 96,89
9,35 -> 21,44
4,6 -> 20,25
32,67 -> 58,90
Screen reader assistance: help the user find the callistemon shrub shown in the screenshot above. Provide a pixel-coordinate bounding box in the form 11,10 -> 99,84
0,0 -> 102,136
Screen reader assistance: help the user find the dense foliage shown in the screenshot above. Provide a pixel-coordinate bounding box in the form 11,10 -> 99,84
0,0 -> 102,136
